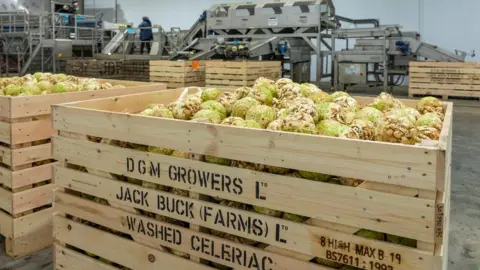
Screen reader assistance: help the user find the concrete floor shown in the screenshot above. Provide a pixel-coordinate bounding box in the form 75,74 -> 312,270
0,92 -> 478,270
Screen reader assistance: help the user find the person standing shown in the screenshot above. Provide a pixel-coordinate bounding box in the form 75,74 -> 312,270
138,17 -> 153,54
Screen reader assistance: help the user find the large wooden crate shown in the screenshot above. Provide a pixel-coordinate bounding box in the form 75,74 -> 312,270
122,60 -> 150,82
65,60 -> 124,80
150,61 -> 206,89
51,89 -> 452,270
0,79 -> 165,258
409,61 -> 480,100
206,61 -> 281,88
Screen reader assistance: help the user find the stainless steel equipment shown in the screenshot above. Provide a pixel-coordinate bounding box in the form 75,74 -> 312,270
0,0 -> 103,76
170,0 -> 337,84
332,24 -> 466,90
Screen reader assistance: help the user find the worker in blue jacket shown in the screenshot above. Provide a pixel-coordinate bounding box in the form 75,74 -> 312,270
138,17 -> 153,54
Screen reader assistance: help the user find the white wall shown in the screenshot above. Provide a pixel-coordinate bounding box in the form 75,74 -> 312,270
423,0 -> 479,57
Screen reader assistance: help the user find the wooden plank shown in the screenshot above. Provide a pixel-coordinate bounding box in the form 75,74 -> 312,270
8,83 -> 165,119
6,216 -> 53,258
0,208 -> 13,238
409,77 -> 480,85
0,144 -> 12,166
52,105 -> 439,191
55,192 -> 328,270
0,97 -> 12,119
10,143 -> 52,167
55,244 -> 119,270
55,191 -> 433,270
65,89 -> 189,113
409,83 -> 480,91
408,88 -> 480,98
409,67 -> 480,74
11,117 -> 54,145
410,62 -> 480,68
12,184 -> 53,215
0,187 -> 13,213
54,215 -> 213,270
13,207 -> 53,238
11,162 -> 54,189
53,167 -> 436,267
53,136 -> 436,241
0,120 -> 11,144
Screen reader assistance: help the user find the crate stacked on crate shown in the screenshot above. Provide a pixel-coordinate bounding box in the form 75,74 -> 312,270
0,78 -> 165,258
65,60 -> 124,80
206,61 -> 281,88
409,61 -> 480,100
149,60 -> 206,88
122,60 -> 150,82
51,88 -> 452,270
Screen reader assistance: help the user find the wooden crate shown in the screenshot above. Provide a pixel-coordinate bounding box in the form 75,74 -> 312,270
409,61 -> 480,100
51,89 -> 452,270
66,60 -> 124,80
150,61 -> 206,89
206,61 -> 281,88
122,60 -> 150,82
0,79 -> 165,258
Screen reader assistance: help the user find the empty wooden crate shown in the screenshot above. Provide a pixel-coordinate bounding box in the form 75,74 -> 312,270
51,88 -> 451,270
0,79 -> 165,258
409,61 -> 480,100
206,61 -> 281,88
150,60 -> 206,88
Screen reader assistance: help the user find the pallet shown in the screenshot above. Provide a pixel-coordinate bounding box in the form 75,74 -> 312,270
0,79 -> 165,258
409,61 -> 480,100
51,88 -> 452,270
206,61 -> 281,88
150,61 -> 206,89
66,60 -> 124,80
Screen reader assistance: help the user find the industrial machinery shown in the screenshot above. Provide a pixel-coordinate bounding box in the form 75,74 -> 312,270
1,0 -> 468,91
170,0 -> 336,84
332,25 -> 466,90
0,0 -> 103,76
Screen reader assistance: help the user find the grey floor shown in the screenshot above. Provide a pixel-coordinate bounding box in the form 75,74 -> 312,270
0,88 -> 479,270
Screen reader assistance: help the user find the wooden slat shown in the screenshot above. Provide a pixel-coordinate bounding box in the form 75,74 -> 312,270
10,162 -> 54,189
55,192 -> 328,270
8,83 -> 164,119
409,77 -> 480,85
410,62 -> 480,68
13,207 -> 53,238
0,187 -> 13,213
54,215 -> 213,270
6,214 -> 53,258
409,67 -> 480,74
10,143 -> 52,167
55,190 -> 433,270
12,184 -> 53,215
52,105 -> 439,191
10,117 -> 54,145
54,167 -> 436,265
55,244 -> 119,270
53,135 -> 436,241
409,83 -> 480,91
0,144 -> 12,166
0,120 -> 11,144
0,97 -> 12,119
0,208 -> 13,238
409,88 -> 480,98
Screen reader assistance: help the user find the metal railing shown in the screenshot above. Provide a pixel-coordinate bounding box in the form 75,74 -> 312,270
94,26 -> 167,56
